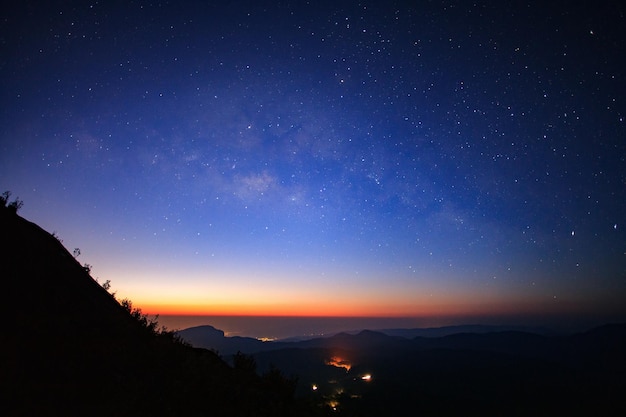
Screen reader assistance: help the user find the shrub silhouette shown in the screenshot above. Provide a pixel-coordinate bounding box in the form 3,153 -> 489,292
1,190 -> 23,213
120,298 -> 161,335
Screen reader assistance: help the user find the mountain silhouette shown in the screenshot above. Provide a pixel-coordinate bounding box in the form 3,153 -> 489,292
179,320 -> 626,416
1,204 -> 322,416
379,324 -> 556,338
177,324 -> 280,356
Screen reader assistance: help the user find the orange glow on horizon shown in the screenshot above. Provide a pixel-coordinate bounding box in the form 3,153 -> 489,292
121,278 -> 607,320
137,302 -> 563,322
135,294 -> 573,319
146,302 -> 456,316
135,297 -> 469,317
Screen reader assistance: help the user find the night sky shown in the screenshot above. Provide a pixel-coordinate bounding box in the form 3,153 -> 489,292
2,1 -> 625,327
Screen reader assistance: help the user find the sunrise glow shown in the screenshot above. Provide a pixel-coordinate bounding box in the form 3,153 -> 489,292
3,0 -> 625,336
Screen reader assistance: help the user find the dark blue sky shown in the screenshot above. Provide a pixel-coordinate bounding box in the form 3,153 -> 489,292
2,1 -> 625,325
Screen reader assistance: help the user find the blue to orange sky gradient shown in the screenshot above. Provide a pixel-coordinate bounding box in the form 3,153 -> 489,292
1,1 -> 625,332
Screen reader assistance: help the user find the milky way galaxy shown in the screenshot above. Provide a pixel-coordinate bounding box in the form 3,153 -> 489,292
1,1 -> 625,328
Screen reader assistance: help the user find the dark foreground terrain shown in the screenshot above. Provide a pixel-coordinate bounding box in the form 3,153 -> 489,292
2,202 -> 324,416
4,199 -> 625,416
180,315 -> 626,415
254,325 -> 626,416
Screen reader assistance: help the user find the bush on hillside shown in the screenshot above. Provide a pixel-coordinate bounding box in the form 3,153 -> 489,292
1,190 -> 23,213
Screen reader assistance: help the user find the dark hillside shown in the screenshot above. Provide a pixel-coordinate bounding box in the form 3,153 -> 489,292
1,204 -> 323,416
250,327 -> 626,416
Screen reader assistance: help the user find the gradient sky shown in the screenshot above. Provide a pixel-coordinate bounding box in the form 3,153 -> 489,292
2,1 -> 625,326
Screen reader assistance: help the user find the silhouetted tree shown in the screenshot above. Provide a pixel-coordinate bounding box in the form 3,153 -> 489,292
8,198 -> 23,213
1,190 -> 23,213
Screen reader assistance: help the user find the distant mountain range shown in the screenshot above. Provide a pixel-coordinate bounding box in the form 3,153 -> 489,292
176,323 -> 560,356
178,322 -> 626,416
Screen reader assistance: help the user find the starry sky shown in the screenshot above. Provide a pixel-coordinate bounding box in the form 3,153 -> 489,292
2,1 -> 625,327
